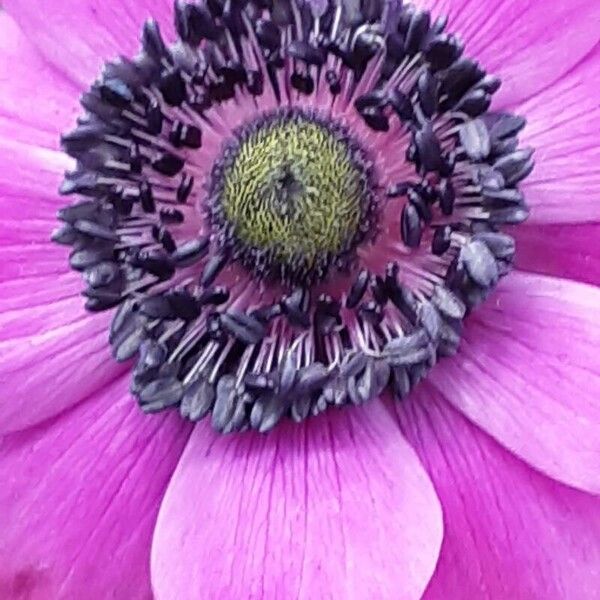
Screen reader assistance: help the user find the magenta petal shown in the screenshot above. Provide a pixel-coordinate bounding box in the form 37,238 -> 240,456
395,387 -> 600,600
428,271 -> 600,493
0,119 -> 122,432
515,223 -> 600,287
517,43 -> 600,224
5,0 -> 175,88
416,0 -> 600,106
151,402 -> 443,599
0,13 -> 80,149
0,375 -> 191,599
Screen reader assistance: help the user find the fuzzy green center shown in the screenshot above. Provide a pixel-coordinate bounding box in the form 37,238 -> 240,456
221,115 -> 366,266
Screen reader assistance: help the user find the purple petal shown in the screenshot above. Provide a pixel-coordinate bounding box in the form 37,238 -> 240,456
4,0 -> 175,88
0,121 -> 121,433
151,402 -> 443,599
515,223 -> 600,287
0,13 -> 80,147
0,375 -> 191,599
395,387 -> 600,599
517,43 -> 600,224
428,271 -> 600,493
417,0 -> 600,107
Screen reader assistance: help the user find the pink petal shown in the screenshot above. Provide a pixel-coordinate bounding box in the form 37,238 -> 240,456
395,387 -> 600,600
0,13 -> 80,149
0,375 -> 191,600
428,271 -> 600,493
4,0 -> 175,88
515,223 -> 600,287
0,121 -> 122,433
151,402 -> 443,600
417,0 -> 600,106
517,43 -> 600,224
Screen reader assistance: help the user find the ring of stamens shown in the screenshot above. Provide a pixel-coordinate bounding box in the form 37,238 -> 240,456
53,0 -> 534,433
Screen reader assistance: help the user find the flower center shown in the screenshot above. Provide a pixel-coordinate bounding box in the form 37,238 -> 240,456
53,0 -> 534,433
209,108 -> 376,283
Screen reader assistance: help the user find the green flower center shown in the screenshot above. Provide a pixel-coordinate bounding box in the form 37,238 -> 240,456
210,109 -> 376,283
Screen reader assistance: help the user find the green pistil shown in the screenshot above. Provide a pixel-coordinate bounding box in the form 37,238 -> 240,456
221,116 -> 364,267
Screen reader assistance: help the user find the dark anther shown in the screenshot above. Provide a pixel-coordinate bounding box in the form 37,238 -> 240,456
493,148 -> 535,186
407,188 -> 432,223
152,225 -> 177,254
190,89 -> 211,113
325,69 -> 341,95
413,123 -> 444,173
159,68 -> 187,106
170,121 -> 202,149
142,19 -> 169,63
180,379 -> 215,421
439,58 -> 485,108
175,0 -> 220,44
290,72 -> 315,95
424,33 -> 463,71
132,250 -> 175,279
100,79 -> 134,109
83,262 -> 120,288
417,71 -> 438,118
146,99 -> 164,135
288,40 -> 326,66
405,9 -> 430,54
246,70 -> 264,96
386,182 -> 410,197
70,245 -> 115,271
201,251 -> 228,286
401,202 -> 422,248
52,224 -> 80,245
139,378 -> 184,413
386,32 -> 406,61
346,268 -> 370,309
139,180 -> 156,213
197,286 -> 230,306
176,174 -> 195,203
251,303 -> 283,323
129,145 -> 143,174
359,300 -> 383,325
168,290 -> 202,320
473,232 -> 516,260
460,240 -> 499,288
173,237 -> 209,267
159,207 -> 185,224
355,89 -> 387,112
360,107 -> 390,131
72,219 -> 118,246
57,200 -> 99,224
152,152 -> 185,177
255,19 -> 281,51
140,295 -> 177,319
315,294 -> 341,335
431,14 -> 448,34
370,275 -> 388,305
432,225 -> 452,256
208,78 -> 236,102
438,179 -> 455,216
483,113 -> 526,140
459,118 -> 490,161
282,287 -> 311,328
455,89 -> 491,117
221,311 -> 266,345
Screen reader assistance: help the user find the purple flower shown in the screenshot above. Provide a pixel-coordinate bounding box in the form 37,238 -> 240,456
1,0 -> 599,598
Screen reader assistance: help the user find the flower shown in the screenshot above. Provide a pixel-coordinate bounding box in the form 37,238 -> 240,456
0,0 -> 599,599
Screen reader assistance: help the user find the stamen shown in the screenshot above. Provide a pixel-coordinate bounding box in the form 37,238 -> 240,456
54,0 -> 533,433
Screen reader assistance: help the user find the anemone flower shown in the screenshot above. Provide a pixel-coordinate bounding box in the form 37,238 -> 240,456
1,0 -> 599,598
